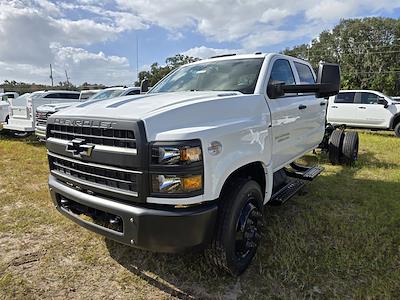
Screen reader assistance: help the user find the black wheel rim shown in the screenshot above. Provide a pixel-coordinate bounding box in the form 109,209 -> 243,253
234,198 -> 263,260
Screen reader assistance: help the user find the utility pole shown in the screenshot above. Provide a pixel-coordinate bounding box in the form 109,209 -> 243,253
65,69 -> 70,85
136,35 -> 139,82
49,64 -> 54,87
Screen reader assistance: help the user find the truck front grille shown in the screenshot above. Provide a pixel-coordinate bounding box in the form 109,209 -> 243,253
36,111 -> 54,127
47,124 -> 135,148
49,153 -> 140,200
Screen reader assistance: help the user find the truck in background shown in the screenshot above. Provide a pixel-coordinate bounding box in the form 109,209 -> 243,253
35,87 -> 141,140
4,91 -> 80,138
327,90 -> 400,137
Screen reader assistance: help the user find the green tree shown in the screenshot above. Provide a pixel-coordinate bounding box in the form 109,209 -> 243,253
135,54 -> 200,87
283,17 -> 400,95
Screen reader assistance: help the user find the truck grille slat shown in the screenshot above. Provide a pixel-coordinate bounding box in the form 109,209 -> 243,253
36,111 -> 55,127
49,154 -> 138,196
47,125 -> 135,148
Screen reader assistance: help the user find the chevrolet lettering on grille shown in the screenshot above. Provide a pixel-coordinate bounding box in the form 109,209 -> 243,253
66,138 -> 95,158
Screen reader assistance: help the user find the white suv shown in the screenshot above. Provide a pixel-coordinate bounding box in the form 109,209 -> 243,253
327,90 -> 400,137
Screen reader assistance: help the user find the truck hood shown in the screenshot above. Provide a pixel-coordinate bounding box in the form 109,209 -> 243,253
53,91 -> 242,120
38,102 -> 80,112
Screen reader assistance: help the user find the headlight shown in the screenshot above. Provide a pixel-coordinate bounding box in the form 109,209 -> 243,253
150,140 -> 204,196
151,174 -> 202,194
151,141 -> 202,165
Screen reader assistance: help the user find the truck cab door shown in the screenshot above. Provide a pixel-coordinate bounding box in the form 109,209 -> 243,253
292,61 -> 326,151
354,92 -> 392,128
265,58 -> 311,170
327,92 -> 357,126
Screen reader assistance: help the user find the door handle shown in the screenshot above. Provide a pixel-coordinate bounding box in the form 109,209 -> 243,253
331,106 -> 338,108
298,104 -> 307,110
320,101 -> 326,106
358,106 -> 366,109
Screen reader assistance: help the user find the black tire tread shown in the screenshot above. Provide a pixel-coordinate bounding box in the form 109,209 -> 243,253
394,122 -> 400,137
328,129 -> 344,165
205,178 -> 262,275
342,131 -> 359,165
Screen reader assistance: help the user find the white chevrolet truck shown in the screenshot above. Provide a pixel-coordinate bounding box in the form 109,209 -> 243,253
46,53 -> 357,275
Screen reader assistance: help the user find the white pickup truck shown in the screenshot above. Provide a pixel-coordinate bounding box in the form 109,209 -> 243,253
4,90 -> 80,137
0,92 -> 19,128
327,90 -> 400,137
45,53 -> 356,275
35,87 -> 141,140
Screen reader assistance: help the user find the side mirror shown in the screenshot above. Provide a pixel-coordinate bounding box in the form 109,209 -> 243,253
267,62 -> 341,99
378,97 -> 388,108
267,81 -> 284,99
316,62 -> 341,98
140,78 -> 149,93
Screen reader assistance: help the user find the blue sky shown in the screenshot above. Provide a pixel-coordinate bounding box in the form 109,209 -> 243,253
0,0 -> 399,85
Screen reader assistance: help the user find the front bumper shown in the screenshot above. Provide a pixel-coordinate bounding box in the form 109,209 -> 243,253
35,127 -> 46,139
49,175 -> 217,253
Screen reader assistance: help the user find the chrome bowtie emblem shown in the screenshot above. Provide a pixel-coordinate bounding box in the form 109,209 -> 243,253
66,138 -> 95,158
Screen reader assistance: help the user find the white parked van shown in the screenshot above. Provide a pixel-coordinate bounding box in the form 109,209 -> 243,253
327,90 -> 400,137
4,90 -> 80,137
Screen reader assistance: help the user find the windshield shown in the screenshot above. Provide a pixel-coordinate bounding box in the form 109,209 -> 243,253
150,58 -> 264,94
90,89 -> 124,100
30,92 -> 44,99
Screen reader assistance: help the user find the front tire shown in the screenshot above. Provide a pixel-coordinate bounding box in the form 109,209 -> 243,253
394,122 -> 400,137
205,179 -> 264,276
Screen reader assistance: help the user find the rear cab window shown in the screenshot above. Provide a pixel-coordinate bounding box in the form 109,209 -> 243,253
294,62 -> 315,84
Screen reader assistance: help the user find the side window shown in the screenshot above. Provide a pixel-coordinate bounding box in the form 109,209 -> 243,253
7,94 -> 15,98
60,93 -> 80,99
360,92 -> 379,104
335,92 -> 355,104
268,59 -> 295,86
126,90 -> 140,95
44,93 -> 58,98
294,62 -> 315,83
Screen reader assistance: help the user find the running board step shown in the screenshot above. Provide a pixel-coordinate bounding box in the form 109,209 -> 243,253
268,180 -> 305,206
285,163 -> 324,181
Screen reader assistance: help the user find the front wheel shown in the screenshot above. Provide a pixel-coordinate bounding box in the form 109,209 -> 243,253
205,179 -> 264,276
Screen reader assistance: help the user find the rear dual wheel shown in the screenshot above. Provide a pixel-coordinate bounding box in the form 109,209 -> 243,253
205,179 -> 264,276
328,129 -> 359,166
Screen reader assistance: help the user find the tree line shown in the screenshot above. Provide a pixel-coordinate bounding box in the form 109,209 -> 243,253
283,17 -> 400,96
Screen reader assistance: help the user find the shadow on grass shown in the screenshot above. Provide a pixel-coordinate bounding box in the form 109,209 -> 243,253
0,131 -> 44,147
105,152 -> 399,299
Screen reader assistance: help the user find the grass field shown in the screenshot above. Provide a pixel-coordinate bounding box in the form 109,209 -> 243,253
0,130 -> 399,299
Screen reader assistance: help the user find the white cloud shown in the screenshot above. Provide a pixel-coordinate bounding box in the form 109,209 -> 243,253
260,8 -> 292,24
51,44 -> 135,85
115,0 -> 400,46
0,0 -> 136,85
182,46 -> 244,59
